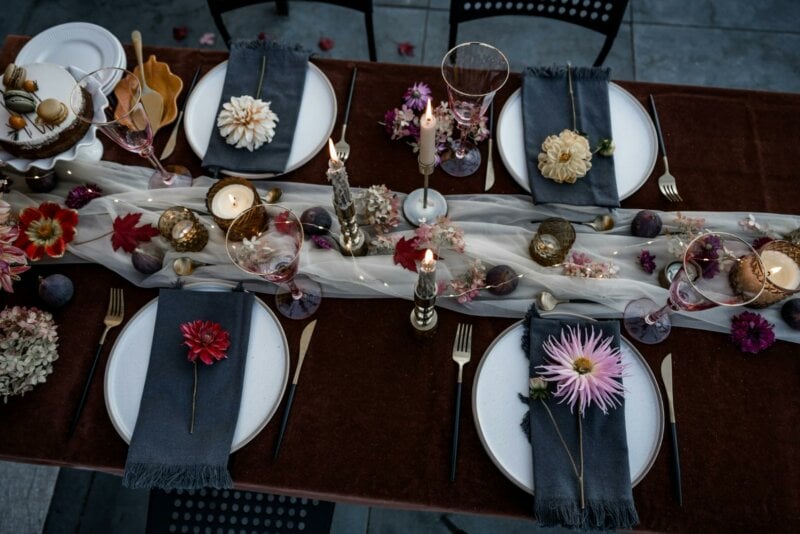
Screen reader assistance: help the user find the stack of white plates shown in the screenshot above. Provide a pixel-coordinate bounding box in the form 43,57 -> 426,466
15,22 -> 126,94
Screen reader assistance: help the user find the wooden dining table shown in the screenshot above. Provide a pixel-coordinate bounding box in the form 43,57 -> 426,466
1,35 -> 799,533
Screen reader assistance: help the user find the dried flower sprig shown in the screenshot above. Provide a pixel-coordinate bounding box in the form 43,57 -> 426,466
181,320 -> 230,433
638,249 -> 657,274
357,185 -> 401,234
415,216 -> 466,253
666,212 -> 706,258
446,258 -> 487,304
562,252 -> 619,278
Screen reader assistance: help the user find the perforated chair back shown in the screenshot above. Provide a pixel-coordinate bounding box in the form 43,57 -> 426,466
448,0 -> 629,66
207,0 -> 377,61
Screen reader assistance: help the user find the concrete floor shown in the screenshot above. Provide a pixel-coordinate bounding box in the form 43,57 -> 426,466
1,0 -> 799,532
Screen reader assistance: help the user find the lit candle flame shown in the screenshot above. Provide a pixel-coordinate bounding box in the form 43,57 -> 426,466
422,249 -> 435,271
424,99 -> 433,122
328,138 -> 339,163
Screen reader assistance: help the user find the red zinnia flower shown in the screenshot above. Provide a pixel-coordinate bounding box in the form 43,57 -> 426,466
14,202 -> 78,261
181,320 -> 230,365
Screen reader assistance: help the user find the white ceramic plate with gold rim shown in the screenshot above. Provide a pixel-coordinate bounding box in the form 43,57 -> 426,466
472,316 -> 664,493
104,282 -> 289,452
184,60 -> 337,179
496,83 -> 658,200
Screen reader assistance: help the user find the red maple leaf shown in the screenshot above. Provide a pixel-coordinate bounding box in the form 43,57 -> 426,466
318,37 -> 335,51
111,213 -> 159,253
393,236 -> 426,272
397,42 -> 414,57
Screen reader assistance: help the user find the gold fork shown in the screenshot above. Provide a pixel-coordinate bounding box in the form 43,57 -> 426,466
450,323 -> 472,482
334,67 -> 358,162
68,288 -> 125,437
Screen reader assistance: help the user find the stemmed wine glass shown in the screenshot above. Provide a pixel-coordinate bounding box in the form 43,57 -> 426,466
70,67 -> 191,189
226,204 -> 322,320
440,42 -> 509,177
624,231 -> 766,344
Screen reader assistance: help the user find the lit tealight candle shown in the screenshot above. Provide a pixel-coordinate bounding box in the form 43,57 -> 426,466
210,183 -> 256,220
762,249 -> 800,289
416,249 -> 437,300
419,99 -> 437,166
171,219 -> 195,241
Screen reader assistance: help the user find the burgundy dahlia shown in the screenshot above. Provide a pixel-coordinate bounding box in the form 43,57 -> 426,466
730,311 -> 776,354
181,320 -> 230,365
65,183 -> 103,209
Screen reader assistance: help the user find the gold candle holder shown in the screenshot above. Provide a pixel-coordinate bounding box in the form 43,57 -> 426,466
158,206 -> 209,253
205,176 -> 260,232
733,240 -> 800,308
529,218 -> 576,266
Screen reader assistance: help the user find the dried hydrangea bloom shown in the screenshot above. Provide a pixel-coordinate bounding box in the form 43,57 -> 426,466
217,95 -> 279,152
537,129 -> 592,184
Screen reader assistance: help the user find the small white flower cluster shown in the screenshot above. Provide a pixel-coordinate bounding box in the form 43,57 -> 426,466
0,306 -> 59,402
357,185 -> 400,234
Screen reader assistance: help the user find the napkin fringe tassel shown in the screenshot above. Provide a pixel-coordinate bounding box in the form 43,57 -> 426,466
525,65 -> 610,80
231,39 -> 307,54
122,462 -> 233,490
534,498 -> 639,530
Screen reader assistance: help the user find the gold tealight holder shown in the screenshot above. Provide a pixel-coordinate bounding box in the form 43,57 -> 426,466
158,206 -> 209,253
529,218 -> 576,266
732,240 -> 800,308
205,176 -> 260,232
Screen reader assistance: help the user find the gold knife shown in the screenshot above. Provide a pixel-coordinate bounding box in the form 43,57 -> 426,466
160,66 -> 201,160
273,319 -> 317,460
660,353 -> 683,506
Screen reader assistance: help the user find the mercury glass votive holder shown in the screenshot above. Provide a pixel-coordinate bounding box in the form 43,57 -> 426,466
158,206 -> 209,253
529,218 -> 576,266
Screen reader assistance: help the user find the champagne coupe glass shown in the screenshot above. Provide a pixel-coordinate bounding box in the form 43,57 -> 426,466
226,204 -> 322,320
440,42 -> 509,177
624,231 -> 766,344
70,67 -> 192,189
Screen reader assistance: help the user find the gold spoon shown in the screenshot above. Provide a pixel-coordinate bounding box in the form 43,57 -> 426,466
531,214 -> 614,232
173,257 -> 211,276
535,291 -> 596,311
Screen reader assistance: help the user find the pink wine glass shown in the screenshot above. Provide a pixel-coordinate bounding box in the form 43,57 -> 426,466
624,231 -> 766,344
70,67 -> 191,189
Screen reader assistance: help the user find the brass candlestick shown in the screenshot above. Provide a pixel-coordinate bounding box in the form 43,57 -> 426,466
410,249 -> 438,336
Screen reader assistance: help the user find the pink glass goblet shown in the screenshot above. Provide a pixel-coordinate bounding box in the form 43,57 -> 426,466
70,67 -> 191,189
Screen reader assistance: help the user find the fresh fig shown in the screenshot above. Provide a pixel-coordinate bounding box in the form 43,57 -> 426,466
38,274 -> 74,308
486,265 -> 519,296
300,207 -> 332,236
132,245 -> 164,274
631,210 -> 662,238
781,299 -> 800,330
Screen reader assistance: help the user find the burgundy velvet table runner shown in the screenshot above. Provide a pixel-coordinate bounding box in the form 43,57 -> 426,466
1,36 -> 798,533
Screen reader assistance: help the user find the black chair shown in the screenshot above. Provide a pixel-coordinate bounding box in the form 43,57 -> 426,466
207,0 -> 377,62
448,0 -> 630,67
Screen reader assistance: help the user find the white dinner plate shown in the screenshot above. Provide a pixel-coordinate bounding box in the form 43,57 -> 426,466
104,282 -> 289,452
472,317 -> 664,493
15,22 -> 126,95
497,83 -> 658,200
184,60 -> 337,179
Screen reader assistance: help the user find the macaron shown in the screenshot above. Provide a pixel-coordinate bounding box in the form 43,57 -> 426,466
36,98 -> 69,126
3,89 -> 36,114
2,63 -> 26,89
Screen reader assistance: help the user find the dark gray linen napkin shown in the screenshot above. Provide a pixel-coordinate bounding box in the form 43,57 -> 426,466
202,40 -> 308,174
522,66 -> 619,207
523,309 -> 637,530
122,288 -> 254,490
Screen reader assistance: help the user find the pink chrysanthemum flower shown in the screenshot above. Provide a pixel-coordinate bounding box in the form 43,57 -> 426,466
403,82 -> 431,111
537,325 -> 624,414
